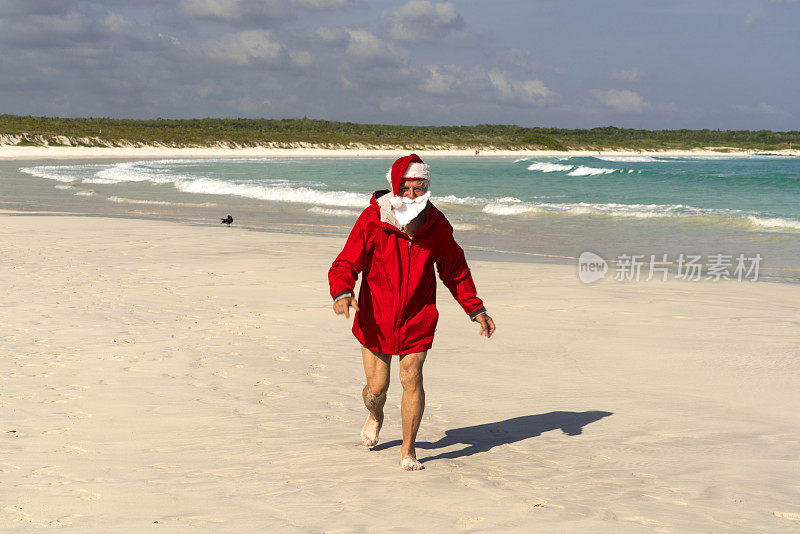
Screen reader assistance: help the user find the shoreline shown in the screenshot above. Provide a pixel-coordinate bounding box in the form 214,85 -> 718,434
3,210 -> 800,530
2,144 -> 799,160
4,208 -> 798,284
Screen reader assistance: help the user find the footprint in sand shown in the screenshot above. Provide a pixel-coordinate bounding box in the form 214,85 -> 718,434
274,355 -> 290,362
774,511 -> 800,522
0,463 -> 21,473
641,493 -> 688,506
43,394 -> 80,404
71,489 -> 101,502
48,515 -> 84,527
42,428 -> 70,435
28,466 -> 63,478
61,445 -> 87,455
212,371 -> 228,379
454,516 -> 485,530
2,506 -> 36,525
172,515 -> 227,524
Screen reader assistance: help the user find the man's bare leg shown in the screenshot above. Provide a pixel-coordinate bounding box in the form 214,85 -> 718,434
398,351 -> 427,470
360,345 -> 390,447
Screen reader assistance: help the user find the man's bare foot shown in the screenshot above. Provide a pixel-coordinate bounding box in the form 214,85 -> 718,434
401,454 -> 424,471
360,412 -> 383,447
361,386 -> 386,447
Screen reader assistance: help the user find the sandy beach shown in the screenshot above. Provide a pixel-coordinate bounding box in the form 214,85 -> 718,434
2,144 -> 799,161
2,210 -> 799,532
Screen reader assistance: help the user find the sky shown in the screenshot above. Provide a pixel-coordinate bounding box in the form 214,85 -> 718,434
0,0 -> 797,130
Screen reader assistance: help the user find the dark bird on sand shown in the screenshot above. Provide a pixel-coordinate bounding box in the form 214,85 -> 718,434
221,215 -> 233,227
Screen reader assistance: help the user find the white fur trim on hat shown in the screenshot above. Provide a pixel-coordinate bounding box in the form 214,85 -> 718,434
385,162 -> 431,185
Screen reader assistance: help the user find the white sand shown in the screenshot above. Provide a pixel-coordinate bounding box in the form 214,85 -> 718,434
2,145 -> 798,160
2,212 -> 800,532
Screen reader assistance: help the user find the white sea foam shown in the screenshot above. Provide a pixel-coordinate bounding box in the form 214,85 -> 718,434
106,196 -> 216,207
54,184 -> 73,190
527,162 -> 574,172
74,190 -> 95,197
435,195 -> 483,206
567,165 -> 618,176
746,215 -> 800,230
308,207 -> 360,216
479,199 -> 738,219
107,196 -> 176,205
482,202 -> 542,215
595,155 -> 660,162
174,177 -> 369,207
451,223 -> 477,231
91,162 -> 169,184
20,165 -> 89,183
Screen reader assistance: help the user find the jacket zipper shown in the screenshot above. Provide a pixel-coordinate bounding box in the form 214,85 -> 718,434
396,237 -> 412,354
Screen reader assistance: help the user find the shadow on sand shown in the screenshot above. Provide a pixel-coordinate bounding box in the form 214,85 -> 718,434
372,410 -> 613,464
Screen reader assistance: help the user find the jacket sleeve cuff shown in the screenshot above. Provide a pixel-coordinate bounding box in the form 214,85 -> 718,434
333,290 -> 353,303
469,307 -> 487,321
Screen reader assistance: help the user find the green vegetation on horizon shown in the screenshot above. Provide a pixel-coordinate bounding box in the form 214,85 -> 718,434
1,114 -> 798,151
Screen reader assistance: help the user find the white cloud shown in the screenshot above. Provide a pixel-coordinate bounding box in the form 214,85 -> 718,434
505,49 -> 540,73
383,1 -> 463,42
594,89 -> 647,113
612,68 -> 644,82
207,30 -> 287,66
745,8 -> 767,27
313,27 -> 350,46
756,102 -> 779,113
288,49 -> 314,69
422,65 -> 459,95
180,0 -> 242,20
487,70 -> 553,106
344,29 -> 405,66
737,102 -> 780,114
292,0 -> 350,9
0,0 -> 71,16
178,0 -> 289,26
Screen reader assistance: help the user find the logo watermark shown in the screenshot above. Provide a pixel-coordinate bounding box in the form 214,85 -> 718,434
578,252 -> 762,283
578,251 -> 608,283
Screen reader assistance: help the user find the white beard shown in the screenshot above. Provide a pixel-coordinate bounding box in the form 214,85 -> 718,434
388,191 -> 431,226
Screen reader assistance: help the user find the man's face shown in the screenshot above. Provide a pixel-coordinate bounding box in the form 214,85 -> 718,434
399,179 -> 428,199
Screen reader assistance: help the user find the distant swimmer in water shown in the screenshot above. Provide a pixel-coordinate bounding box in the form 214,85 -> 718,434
221,215 -> 233,227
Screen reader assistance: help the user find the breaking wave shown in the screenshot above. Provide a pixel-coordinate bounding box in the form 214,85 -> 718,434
173,177 -> 368,207
527,162 -> 573,172
523,161 -> 623,176
106,196 -> 216,207
746,215 -> 800,230
308,207 -> 360,216
567,165 -> 618,176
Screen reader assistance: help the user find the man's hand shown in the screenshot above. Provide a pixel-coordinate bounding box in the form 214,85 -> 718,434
333,297 -> 359,318
475,313 -> 495,338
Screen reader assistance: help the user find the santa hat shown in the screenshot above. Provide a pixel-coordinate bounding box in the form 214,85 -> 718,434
385,154 -> 430,197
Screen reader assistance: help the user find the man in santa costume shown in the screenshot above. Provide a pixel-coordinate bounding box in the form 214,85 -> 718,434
329,154 -> 495,471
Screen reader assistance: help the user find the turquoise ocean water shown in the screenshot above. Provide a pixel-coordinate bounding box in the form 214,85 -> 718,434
5,155 -> 800,282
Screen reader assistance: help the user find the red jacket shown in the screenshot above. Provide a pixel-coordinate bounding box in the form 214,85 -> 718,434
329,190 -> 486,355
